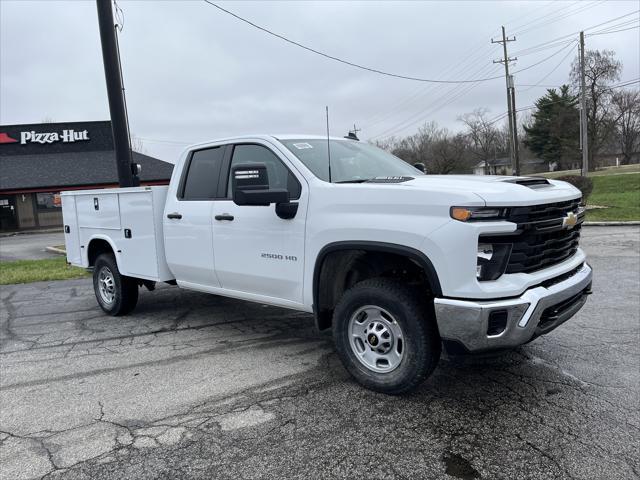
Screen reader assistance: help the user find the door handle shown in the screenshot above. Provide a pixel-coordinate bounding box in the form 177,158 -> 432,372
167,212 -> 182,219
215,214 -> 234,221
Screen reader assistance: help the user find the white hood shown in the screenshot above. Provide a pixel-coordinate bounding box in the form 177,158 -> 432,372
402,175 -> 581,206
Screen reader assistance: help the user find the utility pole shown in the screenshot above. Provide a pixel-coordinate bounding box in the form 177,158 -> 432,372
579,31 -> 589,176
96,0 -> 137,187
492,26 -> 518,175
509,75 -> 520,176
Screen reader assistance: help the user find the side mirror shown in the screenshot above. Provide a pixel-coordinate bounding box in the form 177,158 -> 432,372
413,162 -> 426,173
232,163 -> 289,206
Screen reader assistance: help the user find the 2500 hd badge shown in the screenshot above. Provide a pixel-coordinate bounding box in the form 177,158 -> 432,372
261,253 -> 298,261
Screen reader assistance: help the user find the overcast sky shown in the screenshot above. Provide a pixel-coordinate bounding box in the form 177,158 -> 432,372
1,0 -> 638,162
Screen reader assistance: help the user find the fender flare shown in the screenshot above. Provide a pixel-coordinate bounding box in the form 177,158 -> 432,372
312,241 -> 443,314
86,235 -> 122,270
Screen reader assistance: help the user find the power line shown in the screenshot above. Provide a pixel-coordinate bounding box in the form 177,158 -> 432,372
369,64 -> 503,139
511,40 -> 583,75
370,65 -> 501,134
363,46 -> 502,131
367,10 -> 638,138
520,41 -> 578,93
510,10 -> 639,58
512,39 -> 576,57
587,25 -> 639,36
203,1 -> 504,84
516,84 -> 568,88
204,0 -> 638,139
486,79 -> 640,125
508,0 -> 583,34
514,0 -> 607,36
586,17 -> 639,34
499,0 -> 558,32
362,42 -> 503,128
361,46 -> 496,128
367,39 -> 580,140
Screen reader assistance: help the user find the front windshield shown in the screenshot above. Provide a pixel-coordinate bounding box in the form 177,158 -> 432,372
280,139 -> 423,183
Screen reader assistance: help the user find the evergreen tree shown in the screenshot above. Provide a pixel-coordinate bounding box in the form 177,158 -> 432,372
524,85 -> 580,170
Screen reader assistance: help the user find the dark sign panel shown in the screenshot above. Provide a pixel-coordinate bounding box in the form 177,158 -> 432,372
0,121 -> 114,156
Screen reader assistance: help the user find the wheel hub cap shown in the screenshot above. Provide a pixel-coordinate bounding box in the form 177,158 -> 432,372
349,305 -> 404,373
98,267 -> 116,305
365,321 -> 393,353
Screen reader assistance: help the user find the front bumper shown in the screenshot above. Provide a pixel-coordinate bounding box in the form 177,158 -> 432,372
434,263 -> 592,352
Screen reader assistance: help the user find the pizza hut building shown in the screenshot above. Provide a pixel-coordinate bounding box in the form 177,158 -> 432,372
0,121 -> 173,232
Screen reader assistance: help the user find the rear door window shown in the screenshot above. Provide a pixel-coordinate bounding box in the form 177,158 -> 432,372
181,146 -> 225,200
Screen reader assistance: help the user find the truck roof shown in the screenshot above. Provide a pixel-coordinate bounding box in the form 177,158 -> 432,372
185,134 -> 354,150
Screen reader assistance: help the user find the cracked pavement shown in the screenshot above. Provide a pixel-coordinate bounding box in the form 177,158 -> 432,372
1,226 -> 638,479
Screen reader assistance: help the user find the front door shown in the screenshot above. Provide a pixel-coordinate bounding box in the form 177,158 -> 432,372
163,145 -> 227,288
212,143 -> 307,305
0,195 -> 18,232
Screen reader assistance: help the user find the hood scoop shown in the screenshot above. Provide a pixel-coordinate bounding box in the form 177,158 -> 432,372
501,177 -> 551,189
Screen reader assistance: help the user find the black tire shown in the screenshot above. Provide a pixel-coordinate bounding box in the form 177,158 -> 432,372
93,253 -> 138,316
333,278 -> 441,394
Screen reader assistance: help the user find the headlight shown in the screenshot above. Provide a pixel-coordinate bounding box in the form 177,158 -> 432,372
449,207 -> 507,222
451,206 -> 508,222
477,243 -> 512,281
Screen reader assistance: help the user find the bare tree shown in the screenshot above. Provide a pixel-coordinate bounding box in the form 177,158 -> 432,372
429,131 -> 470,174
611,89 -> 640,164
372,137 -> 398,152
374,123 -> 473,173
130,134 -> 146,154
459,109 -> 501,174
570,49 -> 621,169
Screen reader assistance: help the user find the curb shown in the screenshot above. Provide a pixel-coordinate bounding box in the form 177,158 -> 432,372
45,246 -> 67,255
583,222 -> 640,226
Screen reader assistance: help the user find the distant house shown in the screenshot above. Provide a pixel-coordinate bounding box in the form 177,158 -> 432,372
473,156 -> 547,175
595,151 -> 640,167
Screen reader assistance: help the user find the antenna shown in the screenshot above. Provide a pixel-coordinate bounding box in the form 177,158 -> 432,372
326,106 -> 332,183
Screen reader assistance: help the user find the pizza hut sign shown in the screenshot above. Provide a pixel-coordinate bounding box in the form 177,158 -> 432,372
19,129 -> 90,144
0,129 -> 90,145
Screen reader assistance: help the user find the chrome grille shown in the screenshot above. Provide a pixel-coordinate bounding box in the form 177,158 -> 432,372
481,198 -> 584,274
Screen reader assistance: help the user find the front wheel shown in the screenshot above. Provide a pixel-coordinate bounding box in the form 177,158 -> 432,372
333,278 -> 441,394
93,253 -> 138,316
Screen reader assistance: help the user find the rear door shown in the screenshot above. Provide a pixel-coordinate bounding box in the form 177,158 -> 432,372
211,142 -> 307,304
60,194 -> 81,265
163,145 -> 227,287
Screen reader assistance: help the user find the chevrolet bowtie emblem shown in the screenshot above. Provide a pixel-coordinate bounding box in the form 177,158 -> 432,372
562,212 -> 578,229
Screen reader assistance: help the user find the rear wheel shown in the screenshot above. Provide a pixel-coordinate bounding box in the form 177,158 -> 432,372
333,278 -> 440,394
93,253 -> 138,316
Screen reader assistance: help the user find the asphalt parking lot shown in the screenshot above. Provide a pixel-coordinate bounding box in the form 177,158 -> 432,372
1,226 -> 638,480
0,232 -> 63,262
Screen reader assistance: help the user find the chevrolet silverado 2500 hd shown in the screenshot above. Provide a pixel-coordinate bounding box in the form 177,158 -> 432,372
61,135 -> 592,394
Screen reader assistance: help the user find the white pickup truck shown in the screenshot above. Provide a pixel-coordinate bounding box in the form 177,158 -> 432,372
61,134 -> 592,394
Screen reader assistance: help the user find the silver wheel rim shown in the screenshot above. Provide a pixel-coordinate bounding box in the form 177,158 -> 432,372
98,267 -> 116,305
348,305 -> 404,373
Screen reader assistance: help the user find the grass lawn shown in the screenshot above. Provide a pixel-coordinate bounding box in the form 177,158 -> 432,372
541,163 -> 640,179
586,172 -> 640,221
0,257 -> 89,285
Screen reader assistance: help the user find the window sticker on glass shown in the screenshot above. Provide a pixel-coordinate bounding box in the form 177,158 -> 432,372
292,142 -> 313,150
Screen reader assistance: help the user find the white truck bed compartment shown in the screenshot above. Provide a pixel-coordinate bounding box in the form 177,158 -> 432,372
61,186 -> 174,282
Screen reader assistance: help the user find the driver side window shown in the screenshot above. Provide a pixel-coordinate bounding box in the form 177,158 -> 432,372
227,144 -> 301,200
